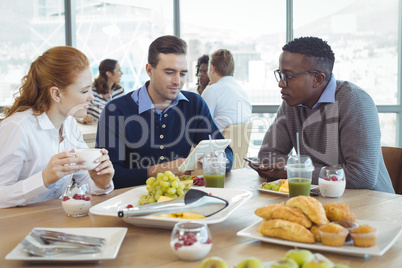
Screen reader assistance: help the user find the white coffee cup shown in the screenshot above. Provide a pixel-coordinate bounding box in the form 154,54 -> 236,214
75,149 -> 102,170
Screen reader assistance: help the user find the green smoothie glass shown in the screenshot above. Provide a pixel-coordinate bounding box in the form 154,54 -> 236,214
285,155 -> 314,198
202,150 -> 226,188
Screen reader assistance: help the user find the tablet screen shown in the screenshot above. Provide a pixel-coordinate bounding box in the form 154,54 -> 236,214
178,139 -> 231,172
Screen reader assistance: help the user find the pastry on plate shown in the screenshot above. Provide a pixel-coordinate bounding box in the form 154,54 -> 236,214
258,219 -> 315,244
350,224 -> 377,247
310,224 -> 324,242
286,196 -> 329,225
323,203 -> 357,222
318,223 -> 348,247
333,220 -> 359,242
255,203 -> 313,228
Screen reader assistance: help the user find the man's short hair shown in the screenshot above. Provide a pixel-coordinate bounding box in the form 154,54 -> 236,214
210,49 -> 234,77
283,36 -> 335,81
148,35 -> 187,68
196,54 -> 209,76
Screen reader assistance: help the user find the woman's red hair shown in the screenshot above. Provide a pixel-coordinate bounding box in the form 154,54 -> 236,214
2,46 -> 89,120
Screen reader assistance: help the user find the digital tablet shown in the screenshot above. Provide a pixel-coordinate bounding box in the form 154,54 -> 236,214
178,139 -> 232,172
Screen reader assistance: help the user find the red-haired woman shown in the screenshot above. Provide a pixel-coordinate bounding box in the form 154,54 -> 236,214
0,46 -> 114,208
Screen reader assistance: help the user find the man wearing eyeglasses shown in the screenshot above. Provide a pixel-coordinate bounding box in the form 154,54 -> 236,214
249,36 -> 394,193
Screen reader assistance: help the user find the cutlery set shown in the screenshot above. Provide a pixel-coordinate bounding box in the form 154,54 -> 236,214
21,229 -> 106,257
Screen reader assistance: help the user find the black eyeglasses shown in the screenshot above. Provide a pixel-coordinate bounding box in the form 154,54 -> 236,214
274,69 -> 320,86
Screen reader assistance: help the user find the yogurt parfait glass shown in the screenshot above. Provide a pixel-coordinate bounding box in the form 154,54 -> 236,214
61,178 -> 92,217
170,221 -> 212,261
319,165 -> 346,198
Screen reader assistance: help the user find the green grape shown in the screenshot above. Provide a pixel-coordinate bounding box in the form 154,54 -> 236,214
164,170 -> 174,176
167,187 -> 176,195
147,196 -> 156,203
146,177 -> 156,186
137,172 -> 188,205
161,181 -> 170,188
177,188 -> 184,196
262,182 -> 271,190
272,183 -> 280,191
171,180 -> 179,188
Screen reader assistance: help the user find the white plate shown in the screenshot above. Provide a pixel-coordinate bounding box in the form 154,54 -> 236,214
90,186 -> 252,228
237,220 -> 402,257
6,227 -> 127,262
250,180 -> 319,196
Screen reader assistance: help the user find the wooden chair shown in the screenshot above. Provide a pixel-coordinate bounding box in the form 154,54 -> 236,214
222,122 -> 252,169
381,146 -> 402,194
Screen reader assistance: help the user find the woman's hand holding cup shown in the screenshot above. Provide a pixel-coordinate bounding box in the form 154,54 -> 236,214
87,148 -> 114,189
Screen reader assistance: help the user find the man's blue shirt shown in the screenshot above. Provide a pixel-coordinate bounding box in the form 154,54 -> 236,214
97,81 -> 233,188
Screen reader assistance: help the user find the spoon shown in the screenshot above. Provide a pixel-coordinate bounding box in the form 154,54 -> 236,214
118,189 -> 228,218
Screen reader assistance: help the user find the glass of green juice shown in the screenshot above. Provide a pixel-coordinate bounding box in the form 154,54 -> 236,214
285,155 -> 314,198
202,150 -> 226,188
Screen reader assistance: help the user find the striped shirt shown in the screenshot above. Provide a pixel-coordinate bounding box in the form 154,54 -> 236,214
88,87 -> 124,120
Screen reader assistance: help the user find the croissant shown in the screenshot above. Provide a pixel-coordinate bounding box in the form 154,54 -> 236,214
323,203 -> 357,222
258,219 -> 315,244
255,203 -> 312,228
286,196 -> 329,225
310,224 -> 323,242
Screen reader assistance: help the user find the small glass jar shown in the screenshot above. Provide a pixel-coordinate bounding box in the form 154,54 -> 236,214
170,221 -> 212,261
61,178 -> 92,217
319,165 -> 346,198
202,150 -> 226,188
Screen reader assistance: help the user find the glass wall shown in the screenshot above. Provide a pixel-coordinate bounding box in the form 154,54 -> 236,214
294,0 -> 398,106
0,0 -> 400,147
0,0 -> 65,106
293,0 -> 399,146
180,0 -> 286,105
75,0 -> 173,92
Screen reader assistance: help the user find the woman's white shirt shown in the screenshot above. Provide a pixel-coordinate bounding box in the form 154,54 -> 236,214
0,110 -> 113,208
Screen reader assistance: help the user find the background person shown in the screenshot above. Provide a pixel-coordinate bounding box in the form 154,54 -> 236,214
201,49 -> 252,132
97,35 -> 233,189
0,46 -> 115,208
250,36 -> 394,193
78,59 -> 124,124
195,54 -> 210,95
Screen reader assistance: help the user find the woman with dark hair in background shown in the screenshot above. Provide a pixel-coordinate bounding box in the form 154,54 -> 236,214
78,59 -> 124,124
195,54 -> 210,95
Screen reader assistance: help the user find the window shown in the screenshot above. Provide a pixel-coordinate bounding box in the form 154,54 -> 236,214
294,0 -> 399,145
180,0 -> 286,104
0,0 -> 65,106
294,0 -> 398,105
75,0 -> 173,92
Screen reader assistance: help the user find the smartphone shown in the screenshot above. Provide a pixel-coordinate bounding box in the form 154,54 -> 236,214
243,157 -> 260,165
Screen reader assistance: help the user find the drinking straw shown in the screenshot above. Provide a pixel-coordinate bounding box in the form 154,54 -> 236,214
209,134 -> 215,155
296,132 -> 301,178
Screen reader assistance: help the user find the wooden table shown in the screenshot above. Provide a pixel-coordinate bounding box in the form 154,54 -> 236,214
1,168 -> 402,267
